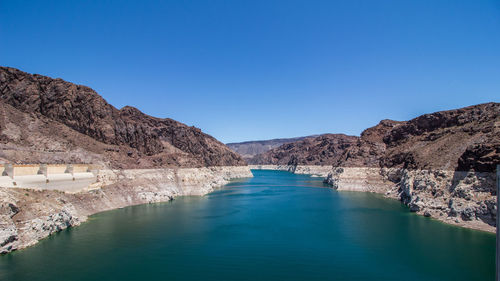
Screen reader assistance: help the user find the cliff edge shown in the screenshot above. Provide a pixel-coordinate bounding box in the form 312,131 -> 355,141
252,103 -> 500,232
0,66 -> 246,168
0,66 -> 252,254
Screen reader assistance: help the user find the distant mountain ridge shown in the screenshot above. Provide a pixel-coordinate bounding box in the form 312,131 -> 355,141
251,103 -> 500,172
0,66 -> 246,168
248,134 -> 358,165
226,135 -> 319,161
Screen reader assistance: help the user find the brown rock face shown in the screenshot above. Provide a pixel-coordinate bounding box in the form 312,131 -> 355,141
335,119 -> 402,167
0,66 -> 246,168
250,134 -> 359,165
253,103 -> 499,172
250,103 -> 498,233
457,142 -> 500,172
227,135 -> 319,162
380,103 -> 499,172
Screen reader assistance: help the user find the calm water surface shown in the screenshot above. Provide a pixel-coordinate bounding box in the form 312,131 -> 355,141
0,170 -> 495,281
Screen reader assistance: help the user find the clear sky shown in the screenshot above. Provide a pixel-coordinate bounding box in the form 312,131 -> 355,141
1,1 -> 499,143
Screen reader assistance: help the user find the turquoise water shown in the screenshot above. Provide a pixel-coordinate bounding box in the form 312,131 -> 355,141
0,170 -> 495,281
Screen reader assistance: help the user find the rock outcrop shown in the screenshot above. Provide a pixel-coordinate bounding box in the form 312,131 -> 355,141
253,103 -> 499,172
227,135 -> 319,162
0,66 -> 246,168
250,134 -> 359,166
252,103 -> 499,232
380,102 -> 499,172
391,169 -> 496,228
0,66 -> 253,254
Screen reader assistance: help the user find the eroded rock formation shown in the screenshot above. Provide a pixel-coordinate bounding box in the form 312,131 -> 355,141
227,135 -> 319,162
253,103 -> 499,172
0,66 -> 252,254
252,103 -> 500,232
0,66 -> 246,168
0,166 -> 252,254
250,134 -> 359,166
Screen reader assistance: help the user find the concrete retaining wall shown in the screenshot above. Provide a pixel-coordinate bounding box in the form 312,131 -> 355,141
12,165 -> 40,176
0,164 -> 97,192
46,165 -> 68,174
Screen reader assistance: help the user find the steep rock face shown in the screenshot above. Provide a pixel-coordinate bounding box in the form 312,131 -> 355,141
334,103 -> 499,172
0,66 -> 246,168
0,68 -> 160,155
0,166 -> 253,253
251,103 -> 499,231
251,134 -> 358,165
227,135 -> 318,162
458,142 -> 500,173
254,103 -> 499,172
250,120 -> 402,167
394,169 -> 496,226
334,119 -> 402,167
0,100 -> 111,165
319,166 -> 497,232
380,103 -> 500,172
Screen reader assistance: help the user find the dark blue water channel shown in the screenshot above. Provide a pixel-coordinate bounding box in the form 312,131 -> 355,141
0,170 -> 495,281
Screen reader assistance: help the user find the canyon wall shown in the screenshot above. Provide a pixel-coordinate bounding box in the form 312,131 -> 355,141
251,103 -> 499,232
253,103 -> 499,172
0,66 -> 246,168
325,167 -> 497,232
252,165 -> 496,232
249,134 -> 358,166
0,166 -> 252,254
227,135 -> 319,163
0,66 -> 254,254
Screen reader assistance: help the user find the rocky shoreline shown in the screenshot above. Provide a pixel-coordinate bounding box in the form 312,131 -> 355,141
250,165 -> 497,233
0,166 -> 253,254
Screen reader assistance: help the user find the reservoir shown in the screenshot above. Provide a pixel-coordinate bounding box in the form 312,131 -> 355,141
0,170 -> 494,281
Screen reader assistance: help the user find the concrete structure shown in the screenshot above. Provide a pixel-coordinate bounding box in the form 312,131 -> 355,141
0,164 -> 97,192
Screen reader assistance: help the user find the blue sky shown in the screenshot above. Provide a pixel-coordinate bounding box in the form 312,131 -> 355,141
1,0 -> 499,143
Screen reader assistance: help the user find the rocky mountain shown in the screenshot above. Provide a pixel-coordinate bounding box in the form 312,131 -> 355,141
253,103 -> 499,172
252,103 -> 499,232
0,66 -> 246,168
250,134 -> 358,165
380,103 -> 500,172
226,135 -> 318,162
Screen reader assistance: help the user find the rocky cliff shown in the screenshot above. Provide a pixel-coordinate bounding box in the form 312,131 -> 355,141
380,103 -> 499,172
0,66 -> 246,168
227,135 -> 318,162
253,103 -> 499,172
253,103 -> 500,232
0,66 -> 252,254
250,134 -> 358,165
0,166 -> 252,254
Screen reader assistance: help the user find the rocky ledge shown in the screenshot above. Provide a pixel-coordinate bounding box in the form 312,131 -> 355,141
250,103 -> 499,232
0,66 -> 246,168
326,167 -> 497,232
0,166 -> 252,254
254,165 -> 497,233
